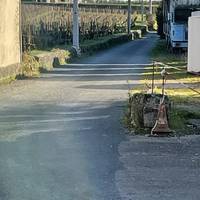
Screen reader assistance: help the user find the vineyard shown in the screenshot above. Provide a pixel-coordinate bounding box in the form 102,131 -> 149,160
21,3 -> 151,51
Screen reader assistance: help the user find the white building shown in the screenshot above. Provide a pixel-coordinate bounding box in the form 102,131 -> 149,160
0,0 -> 21,73
188,11 -> 200,73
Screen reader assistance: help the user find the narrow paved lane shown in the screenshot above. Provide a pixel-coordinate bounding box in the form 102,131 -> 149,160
0,34 -> 200,200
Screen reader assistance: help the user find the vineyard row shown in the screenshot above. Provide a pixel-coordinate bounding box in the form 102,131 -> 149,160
22,3 -> 151,51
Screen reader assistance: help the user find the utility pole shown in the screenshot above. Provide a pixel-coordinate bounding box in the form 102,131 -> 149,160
149,0 -> 152,14
141,0 -> 144,23
72,0 -> 81,55
127,0 -> 131,34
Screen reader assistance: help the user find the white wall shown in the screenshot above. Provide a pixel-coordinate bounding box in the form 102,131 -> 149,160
188,12 -> 200,73
0,0 -> 21,68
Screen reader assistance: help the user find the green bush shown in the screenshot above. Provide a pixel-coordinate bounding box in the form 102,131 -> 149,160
81,34 -> 132,53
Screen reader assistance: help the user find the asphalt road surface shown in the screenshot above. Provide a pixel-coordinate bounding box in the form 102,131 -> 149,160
0,34 -> 200,200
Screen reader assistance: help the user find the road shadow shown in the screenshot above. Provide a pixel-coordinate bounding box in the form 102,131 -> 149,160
0,101 -> 127,200
39,63 -> 153,83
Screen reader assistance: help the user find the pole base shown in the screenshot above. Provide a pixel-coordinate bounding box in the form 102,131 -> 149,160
72,46 -> 81,56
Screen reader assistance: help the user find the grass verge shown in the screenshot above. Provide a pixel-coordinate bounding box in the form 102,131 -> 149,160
126,39 -> 200,136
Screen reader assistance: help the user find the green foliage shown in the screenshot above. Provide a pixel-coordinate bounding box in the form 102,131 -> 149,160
150,40 -> 186,63
169,109 -> 187,130
80,34 -> 132,54
169,108 -> 200,135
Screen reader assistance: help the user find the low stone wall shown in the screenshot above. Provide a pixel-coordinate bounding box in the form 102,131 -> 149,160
35,50 -> 71,70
